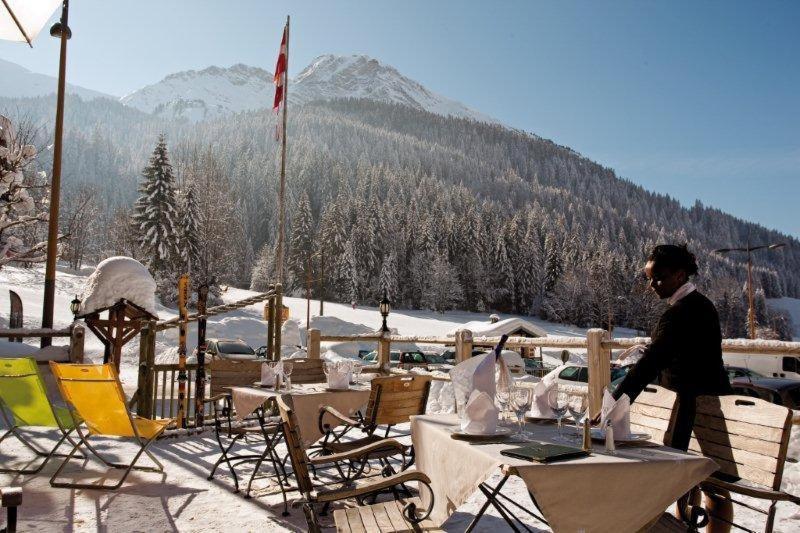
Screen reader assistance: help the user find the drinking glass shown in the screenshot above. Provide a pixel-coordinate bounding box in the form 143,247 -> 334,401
496,388 -> 511,425
547,386 -> 569,441
323,361 -> 334,377
511,386 -> 533,438
352,364 -> 363,384
282,362 -> 293,391
566,393 -> 587,442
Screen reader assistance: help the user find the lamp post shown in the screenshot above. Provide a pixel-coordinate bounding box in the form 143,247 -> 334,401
713,242 -> 787,339
70,295 -> 81,319
379,290 -> 391,333
41,0 -> 71,347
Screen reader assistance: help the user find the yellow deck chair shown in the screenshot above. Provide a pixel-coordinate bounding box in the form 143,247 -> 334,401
48,362 -> 172,490
0,358 -> 83,474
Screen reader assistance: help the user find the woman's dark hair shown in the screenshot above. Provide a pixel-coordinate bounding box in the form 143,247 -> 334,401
648,244 -> 699,276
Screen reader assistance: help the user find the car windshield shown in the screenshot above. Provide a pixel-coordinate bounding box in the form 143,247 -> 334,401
403,352 -> 425,363
559,366 -> 583,381
217,341 -> 255,355
390,352 -> 401,362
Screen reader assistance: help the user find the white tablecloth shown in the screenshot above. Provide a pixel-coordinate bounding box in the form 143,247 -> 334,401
230,383 -> 371,447
411,414 -> 718,532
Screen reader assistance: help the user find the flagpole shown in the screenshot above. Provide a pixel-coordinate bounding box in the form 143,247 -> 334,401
275,15 -> 289,284
41,0 -> 69,346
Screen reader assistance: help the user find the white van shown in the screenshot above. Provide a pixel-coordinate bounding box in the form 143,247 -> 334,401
722,354 -> 800,381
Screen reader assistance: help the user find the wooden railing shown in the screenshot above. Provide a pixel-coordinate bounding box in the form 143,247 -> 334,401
0,324 -> 85,362
310,328 -> 800,417
149,362 -> 212,427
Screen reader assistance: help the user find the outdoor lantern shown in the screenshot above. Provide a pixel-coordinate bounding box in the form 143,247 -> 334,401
70,295 -> 81,317
49,21 -> 71,40
380,290 -> 390,333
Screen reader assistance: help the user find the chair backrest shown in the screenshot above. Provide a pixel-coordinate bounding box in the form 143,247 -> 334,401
0,358 -> 58,427
364,374 -> 431,427
209,358 -> 262,396
691,395 -> 792,491
49,362 -> 135,437
283,358 -> 325,384
628,385 -> 678,446
275,395 -> 315,494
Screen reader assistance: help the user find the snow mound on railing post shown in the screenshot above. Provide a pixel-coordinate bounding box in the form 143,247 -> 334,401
80,256 -> 158,316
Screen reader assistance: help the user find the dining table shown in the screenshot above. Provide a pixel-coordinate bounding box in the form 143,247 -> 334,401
229,382 -> 372,446
411,413 -> 718,533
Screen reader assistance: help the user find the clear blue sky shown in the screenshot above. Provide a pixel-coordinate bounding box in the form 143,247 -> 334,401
1,1 -> 798,238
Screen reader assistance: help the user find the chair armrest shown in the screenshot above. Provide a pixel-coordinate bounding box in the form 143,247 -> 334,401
0,486 -> 22,508
203,393 -> 230,404
314,470 -> 430,503
702,478 -> 800,505
308,438 -> 407,465
318,405 -> 360,434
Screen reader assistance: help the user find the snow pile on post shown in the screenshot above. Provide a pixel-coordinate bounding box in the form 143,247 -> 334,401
80,256 -> 158,316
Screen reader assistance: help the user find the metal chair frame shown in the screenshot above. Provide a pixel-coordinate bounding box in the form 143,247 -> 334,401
0,369 -> 86,475
47,370 -> 170,491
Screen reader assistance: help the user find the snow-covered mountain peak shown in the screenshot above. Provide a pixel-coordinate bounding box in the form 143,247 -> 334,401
120,64 -> 275,122
119,54 -> 497,124
292,54 -> 496,123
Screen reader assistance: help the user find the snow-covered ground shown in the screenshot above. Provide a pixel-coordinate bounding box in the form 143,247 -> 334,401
1,264 -> 799,532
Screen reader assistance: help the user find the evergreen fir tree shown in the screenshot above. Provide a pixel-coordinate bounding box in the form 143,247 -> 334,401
178,184 -> 201,276
288,192 -> 315,292
132,135 -> 181,274
378,251 -> 399,303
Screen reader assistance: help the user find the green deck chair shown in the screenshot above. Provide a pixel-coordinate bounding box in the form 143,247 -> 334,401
0,358 -> 82,475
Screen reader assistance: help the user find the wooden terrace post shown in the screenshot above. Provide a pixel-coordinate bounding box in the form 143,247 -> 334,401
274,283 -> 283,360
377,332 -> 391,374
137,320 -> 157,419
307,328 -> 321,359
266,292 -> 275,361
455,329 -> 473,363
587,328 -> 611,418
68,323 -> 84,363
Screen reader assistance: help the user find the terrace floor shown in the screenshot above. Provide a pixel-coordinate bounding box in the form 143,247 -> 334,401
1,425 -> 548,532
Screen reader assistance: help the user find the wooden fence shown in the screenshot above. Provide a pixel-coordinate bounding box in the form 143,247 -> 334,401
309,328 -> 800,417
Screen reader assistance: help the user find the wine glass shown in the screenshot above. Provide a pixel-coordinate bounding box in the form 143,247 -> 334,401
511,386 -> 533,438
496,387 -> 511,425
547,386 -> 569,441
566,393 -> 587,442
282,362 -> 293,391
352,363 -> 363,384
323,361 -> 334,377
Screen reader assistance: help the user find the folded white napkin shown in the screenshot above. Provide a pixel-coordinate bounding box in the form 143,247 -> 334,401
460,390 -> 498,435
326,365 -> 350,389
601,390 -> 631,439
450,352 -> 497,413
528,379 -> 555,418
260,361 -> 283,386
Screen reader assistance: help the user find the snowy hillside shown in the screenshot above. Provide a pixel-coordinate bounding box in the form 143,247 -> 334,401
119,54 -> 496,123
0,57 -> 113,100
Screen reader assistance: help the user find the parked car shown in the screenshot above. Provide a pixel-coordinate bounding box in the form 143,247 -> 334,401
725,365 -> 766,383
205,339 -> 258,361
551,364 -> 629,388
523,358 -> 547,377
361,350 -> 402,366
730,377 -> 800,409
723,354 -> 800,380
255,345 -> 268,358
440,348 -> 489,363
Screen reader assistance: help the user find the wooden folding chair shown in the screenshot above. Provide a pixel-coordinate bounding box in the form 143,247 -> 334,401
690,395 -> 799,533
316,374 -> 430,485
275,395 -> 439,532
48,362 -> 171,490
283,358 -> 325,384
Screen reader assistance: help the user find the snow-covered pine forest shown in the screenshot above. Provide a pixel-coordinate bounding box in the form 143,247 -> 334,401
0,95 -> 797,339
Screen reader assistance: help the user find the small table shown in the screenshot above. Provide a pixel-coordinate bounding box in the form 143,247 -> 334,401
412,414 -> 718,533
230,383 -> 371,447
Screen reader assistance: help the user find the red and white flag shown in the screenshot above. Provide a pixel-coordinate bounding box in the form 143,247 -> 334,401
273,24 -> 287,112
